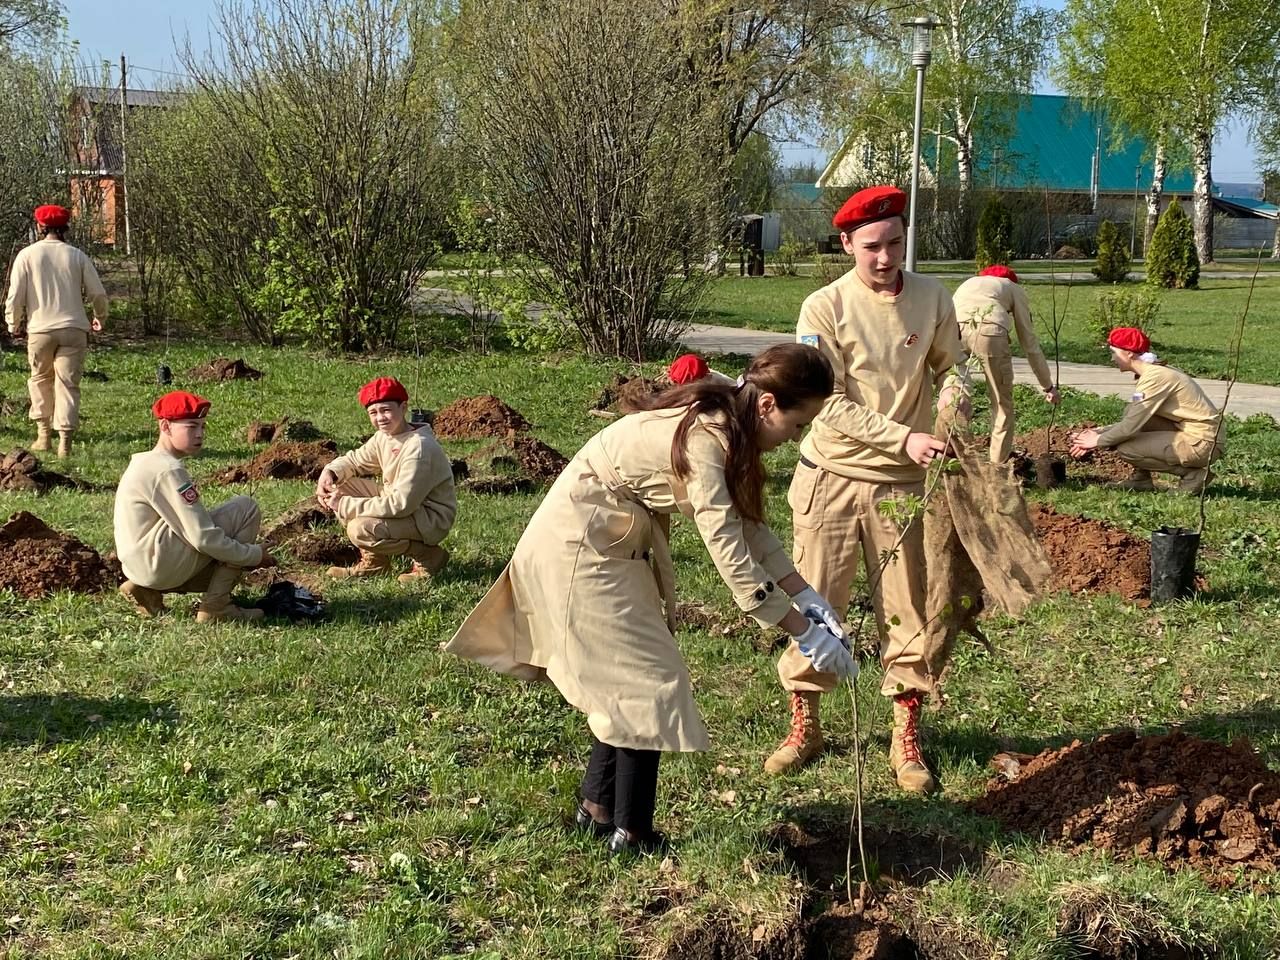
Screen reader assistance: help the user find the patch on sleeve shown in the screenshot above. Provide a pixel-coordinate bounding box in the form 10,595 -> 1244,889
1131,391 -> 1145,401
177,480 -> 200,504
800,333 -> 821,349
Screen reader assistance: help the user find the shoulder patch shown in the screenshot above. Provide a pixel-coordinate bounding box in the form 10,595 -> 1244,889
800,333 -> 821,349
177,480 -> 200,504
1131,392 -> 1145,401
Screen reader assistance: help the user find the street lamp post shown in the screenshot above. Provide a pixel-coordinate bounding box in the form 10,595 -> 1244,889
904,16 -> 937,272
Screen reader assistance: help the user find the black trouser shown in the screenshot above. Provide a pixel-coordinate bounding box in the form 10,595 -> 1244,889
580,736 -> 661,836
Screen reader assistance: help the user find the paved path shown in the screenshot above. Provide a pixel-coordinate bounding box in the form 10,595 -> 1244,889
679,323 -> 1280,420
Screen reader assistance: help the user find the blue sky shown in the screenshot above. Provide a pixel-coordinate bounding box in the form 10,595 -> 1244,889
64,0 -> 1261,184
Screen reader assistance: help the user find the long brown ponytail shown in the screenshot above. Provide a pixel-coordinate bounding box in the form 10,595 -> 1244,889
633,343 -> 834,523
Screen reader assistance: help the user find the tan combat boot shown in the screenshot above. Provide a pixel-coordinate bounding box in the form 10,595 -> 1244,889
119,580 -> 166,618
889,692 -> 937,794
1177,467 -> 1212,493
327,550 -> 392,580
763,691 -> 824,775
397,544 -> 450,584
57,430 -> 73,458
1109,469 -> 1155,492
31,419 -> 52,452
195,563 -> 264,623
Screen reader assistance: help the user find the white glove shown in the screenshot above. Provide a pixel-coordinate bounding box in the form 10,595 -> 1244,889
793,586 -> 845,640
796,620 -> 857,681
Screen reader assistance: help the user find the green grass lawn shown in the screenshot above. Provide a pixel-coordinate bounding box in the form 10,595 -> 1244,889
2,340 -> 1280,957
699,274 -> 1280,386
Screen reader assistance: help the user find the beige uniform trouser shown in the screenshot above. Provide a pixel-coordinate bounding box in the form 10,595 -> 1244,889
164,496 -> 261,597
337,478 -> 430,555
965,331 -> 1017,464
1111,416 -> 1222,475
777,461 -> 931,698
27,327 -> 88,431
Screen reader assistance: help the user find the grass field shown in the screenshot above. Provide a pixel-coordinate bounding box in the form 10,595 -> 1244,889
2,338 -> 1280,958
701,273 -> 1280,386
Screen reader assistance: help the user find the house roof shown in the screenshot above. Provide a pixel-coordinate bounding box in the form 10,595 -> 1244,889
819,93 -> 1195,195
74,86 -> 182,109
1215,195 -> 1279,219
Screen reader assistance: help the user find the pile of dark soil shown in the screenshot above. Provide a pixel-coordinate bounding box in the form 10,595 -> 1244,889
972,731 -> 1280,884
188,357 -> 263,381
0,511 -> 119,598
462,434 -> 568,494
594,374 -> 664,414
1012,426 -> 1132,485
660,904 -> 916,960
288,532 -> 359,566
246,418 -> 325,445
1029,504 -> 1150,600
213,441 -> 338,484
261,496 -> 332,548
433,395 -> 530,439
1054,245 -> 1085,259
0,448 -> 91,494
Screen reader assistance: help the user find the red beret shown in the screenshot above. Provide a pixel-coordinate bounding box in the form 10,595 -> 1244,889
668,354 -> 710,385
359,376 -> 409,407
833,186 -> 907,233
978,265 -> 1019,283
34,204 -> 70,228
152,391 -> 211,421
1107,327 -> 1151,354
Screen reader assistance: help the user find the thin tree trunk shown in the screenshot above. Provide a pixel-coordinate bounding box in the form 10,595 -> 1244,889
1191,125 -> 1214,264
1144,136 -> 1168,254
1272,217 -> 1279,259
954,111 -> 974,216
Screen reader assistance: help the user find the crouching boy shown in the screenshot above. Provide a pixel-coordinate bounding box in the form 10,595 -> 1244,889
317,377 -> 456,583
114,391 -> 273,622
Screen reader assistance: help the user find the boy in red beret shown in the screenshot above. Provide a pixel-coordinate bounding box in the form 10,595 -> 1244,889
4,204 -> 109,457
113,391 -> 274,622
1069,328 -> 1223,491
316,376 -> 456,582
952,265 -> 1059,462
765,184 -> 968,793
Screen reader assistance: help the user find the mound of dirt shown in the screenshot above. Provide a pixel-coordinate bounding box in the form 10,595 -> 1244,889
213,441 -> 338,484
972,731 -> 1280,884
1054,244 -> 1085,259
261,496 -> 332,548
1012,426 -> 1133,485
472,435 -> 568,484
433,395 -> 530,439
1030,504 -> 1150,600
0,448 -> 89,494
659,904 -> 917,960
466,476 -> 537,495
594,374 -> 664,413
287,532 -> 359,566
246,418 -> 325,445
188,357 -> 263,381
0,511 -> 119,598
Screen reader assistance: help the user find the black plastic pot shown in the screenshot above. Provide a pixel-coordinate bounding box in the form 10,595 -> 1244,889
1150,526 -> 1200,601
156,364 -> 172,385
410,407 -> 433,427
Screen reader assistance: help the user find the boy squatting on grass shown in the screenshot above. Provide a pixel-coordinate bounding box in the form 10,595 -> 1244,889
316,376 -> 456,583
114,391 -> 275,623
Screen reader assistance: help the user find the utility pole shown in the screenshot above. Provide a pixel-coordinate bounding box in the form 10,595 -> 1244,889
119,53 -> 131,256
1132,163 -> 1141,257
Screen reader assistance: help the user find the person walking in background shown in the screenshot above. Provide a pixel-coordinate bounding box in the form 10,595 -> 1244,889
952,265 -> 1059,463
4,204 -> 109,458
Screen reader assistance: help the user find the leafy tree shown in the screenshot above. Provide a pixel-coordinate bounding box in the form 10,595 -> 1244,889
1092,219 -> 1131,282
1060,0 -> 1280,263
451,0 -> 726,358
974,195 -> 1014,270
0,0 -> 60,48
1146,200 -> 1199,289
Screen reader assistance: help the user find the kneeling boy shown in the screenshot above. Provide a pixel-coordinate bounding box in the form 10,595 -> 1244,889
114,391 -> 273,622
317,377 -> 456,583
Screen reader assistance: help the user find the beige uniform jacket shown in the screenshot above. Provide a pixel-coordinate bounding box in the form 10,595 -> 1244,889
1097,364 -> 1221,448
445,408 -> 796,752
797,269 -> 965,483
114,448 -> 263,589
952,275 -> 1053,389
4,237 -> 108,336
326,425 -> 457,545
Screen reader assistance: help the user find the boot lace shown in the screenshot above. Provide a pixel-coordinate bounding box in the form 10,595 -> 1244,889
781,694 -> 811,749
895,692 -> 923,764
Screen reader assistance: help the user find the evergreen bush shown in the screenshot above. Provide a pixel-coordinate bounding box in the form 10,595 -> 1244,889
1146,201 -> 1200,289
1091,219 -> 1131,282
975,196 -> 1015,270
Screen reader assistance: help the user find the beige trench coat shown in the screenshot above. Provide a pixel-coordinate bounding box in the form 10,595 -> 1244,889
444,408 -> 797,752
